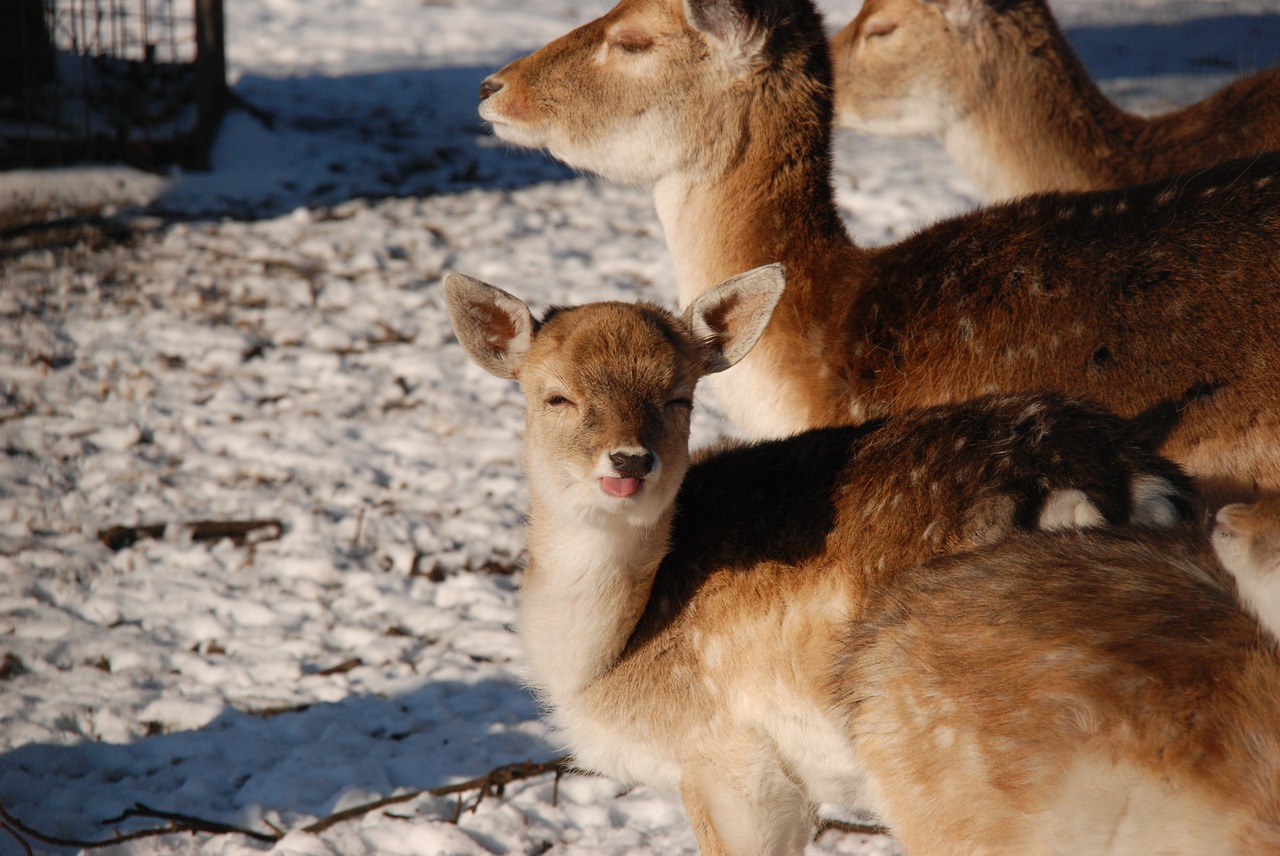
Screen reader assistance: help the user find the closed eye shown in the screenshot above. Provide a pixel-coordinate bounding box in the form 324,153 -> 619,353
666,398 -> 693,411
863,18 -> 898,40
609,32 -> 654,54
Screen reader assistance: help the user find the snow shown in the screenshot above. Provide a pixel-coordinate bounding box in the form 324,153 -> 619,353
2,1 -> 1280,854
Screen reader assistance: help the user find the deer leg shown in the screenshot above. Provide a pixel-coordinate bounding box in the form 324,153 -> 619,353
680,738 -> 811,856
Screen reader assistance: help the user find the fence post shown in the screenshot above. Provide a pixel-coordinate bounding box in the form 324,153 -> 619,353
190,0 -> 227,169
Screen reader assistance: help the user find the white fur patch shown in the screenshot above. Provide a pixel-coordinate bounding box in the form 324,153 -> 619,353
1038,754 -> 1240,855
1213,506 -> 1280,649
550,107 -> 688,186
703,352 -> 812,439
944,118 -> 1022,200
843,81 -> 955,138
1038,489 -> 1105,531
480,98 -> 550,151
519,520 -> 658,699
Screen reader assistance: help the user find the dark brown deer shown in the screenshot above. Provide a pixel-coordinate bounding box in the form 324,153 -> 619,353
829,0 -> 1280,200
476,0 -> 1280,506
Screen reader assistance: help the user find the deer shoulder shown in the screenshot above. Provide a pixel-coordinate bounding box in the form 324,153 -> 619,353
476,0 -> 1280,507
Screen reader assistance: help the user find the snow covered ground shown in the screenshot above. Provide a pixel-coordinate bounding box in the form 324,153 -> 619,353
2,1 -> 1279,854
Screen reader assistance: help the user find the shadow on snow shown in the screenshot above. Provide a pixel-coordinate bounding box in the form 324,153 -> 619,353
0,677 -> 548,848
149,63 -> 577,222
1067,13 -> 1280,79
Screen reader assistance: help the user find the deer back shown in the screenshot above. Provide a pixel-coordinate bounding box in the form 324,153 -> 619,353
595,393 -> 1198,758
838,528 -> 1280,854
853,159 -> 1280,503
479,0 -> 1280,504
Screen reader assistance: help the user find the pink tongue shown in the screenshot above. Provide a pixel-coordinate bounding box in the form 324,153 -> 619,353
601,477 -> 641,498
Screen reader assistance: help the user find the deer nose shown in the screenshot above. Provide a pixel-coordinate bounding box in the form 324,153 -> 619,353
610,451 -> 655,479
479,76 -> 504,103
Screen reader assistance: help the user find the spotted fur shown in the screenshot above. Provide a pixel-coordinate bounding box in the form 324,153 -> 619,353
477,0 -> 1280,506
443,271 -> 1239,856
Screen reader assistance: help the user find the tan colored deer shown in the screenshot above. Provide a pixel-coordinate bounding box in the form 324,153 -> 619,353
1215,494 -> 1280,650
829,0 -> 1280,199
444,267 -> 1278,856
476,0 -> 1280,506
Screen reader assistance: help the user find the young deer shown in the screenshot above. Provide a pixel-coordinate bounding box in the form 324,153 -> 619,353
1214,494 -> 1280,650
476,0 -> 1280,506
828,0 -> 1280,200
445,268 -> 1276,856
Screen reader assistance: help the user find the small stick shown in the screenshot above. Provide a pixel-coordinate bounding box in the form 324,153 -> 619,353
111,804 -> 279,842
351,506 -> 366,549
1,821 -> 34,856
0,756 -> 574,846
814,817 -> 893,838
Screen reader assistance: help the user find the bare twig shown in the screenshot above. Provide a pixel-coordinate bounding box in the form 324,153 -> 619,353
0,757 -> 576,849
815,817 -> 893,838
303,792 -> 425,837
1,821 -> 34,856
351,506 -> 366,549
314,657 -> 363,677
106,804 -> 279,842
305,756 -> 572,834
0,756 -> 574,851
98,518 -> 283,551
0,802 -> 195,850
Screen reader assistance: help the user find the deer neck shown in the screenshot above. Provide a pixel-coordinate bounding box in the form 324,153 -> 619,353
519,498 -> 673,704
651,91 -> 866,436
653,96 -> 860,310
945,7 -> 1141,197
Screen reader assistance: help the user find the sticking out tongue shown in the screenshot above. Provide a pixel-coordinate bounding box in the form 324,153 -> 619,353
601,477 -> 642,498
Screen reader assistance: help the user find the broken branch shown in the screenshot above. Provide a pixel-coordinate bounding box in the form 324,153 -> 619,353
0,755 -> 574,850
304,756 -> 572,834
98,518 -> 283,551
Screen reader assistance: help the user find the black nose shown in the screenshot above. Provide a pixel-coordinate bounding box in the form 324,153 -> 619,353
479,77 -> 503,103
610,451 -> 655,479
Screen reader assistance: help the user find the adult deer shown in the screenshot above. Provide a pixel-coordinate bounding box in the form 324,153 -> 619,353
445,268 -> 1277,856
476,0 -> 1280,506
829,0 -> 1280,200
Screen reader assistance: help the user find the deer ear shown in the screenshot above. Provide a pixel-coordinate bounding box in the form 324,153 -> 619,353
921,0 -> 979,28
443,272 -> 536,380
684,0 -> 769,66
685,263 -> 785,374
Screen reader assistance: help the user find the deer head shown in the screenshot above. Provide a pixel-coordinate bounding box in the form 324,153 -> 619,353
444,264 -> 785,528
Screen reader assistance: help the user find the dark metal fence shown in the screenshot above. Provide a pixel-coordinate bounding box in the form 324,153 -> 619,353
0,0 -> 226,171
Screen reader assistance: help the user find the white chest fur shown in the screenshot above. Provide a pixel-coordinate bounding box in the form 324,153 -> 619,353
704,351 -> 813,440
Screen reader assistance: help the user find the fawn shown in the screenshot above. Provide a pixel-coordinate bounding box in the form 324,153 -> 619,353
476,0 -> 1280,506
445,267 -> 1276,855
1215,494 -> 1280,650
828,0 -> 1280,200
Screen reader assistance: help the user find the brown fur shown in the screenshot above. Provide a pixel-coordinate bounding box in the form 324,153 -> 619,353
830,0 -> 1280,199
839,530 -> 1280,854
447,276 -> 1279,854
478,0 -> 1280,507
